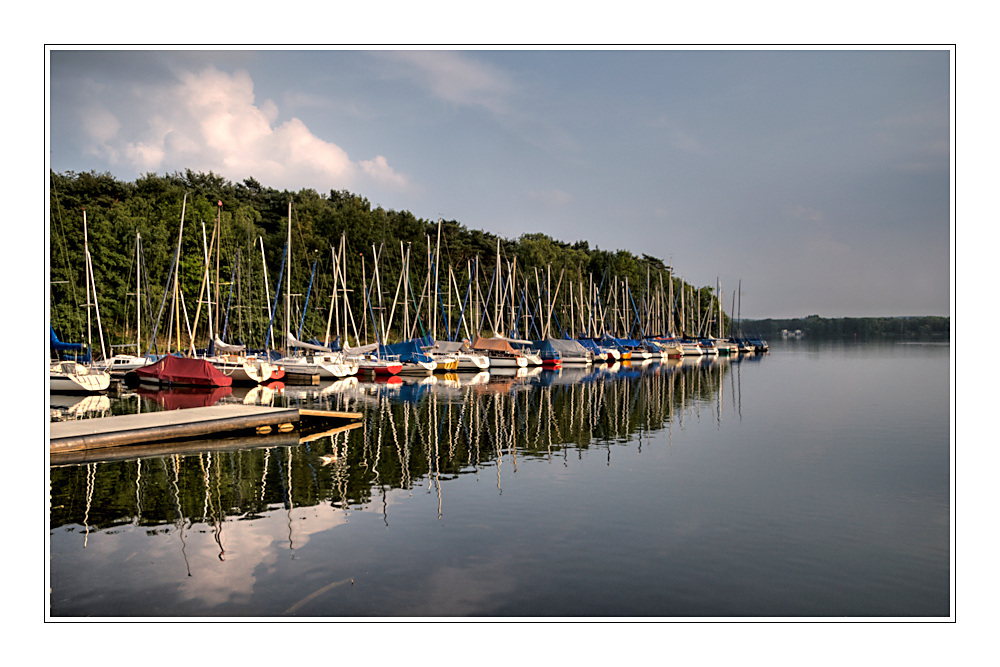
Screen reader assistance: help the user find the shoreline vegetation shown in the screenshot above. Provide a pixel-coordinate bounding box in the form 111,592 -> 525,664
48,170 -> 729,352
49,170 -> 949,351
740,315 -> 950,340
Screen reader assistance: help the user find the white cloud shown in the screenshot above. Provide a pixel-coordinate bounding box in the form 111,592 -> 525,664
81,104 -> 122,159
81,66 -> 409,191
360,155 -> 410,189
381,51 -> 516,115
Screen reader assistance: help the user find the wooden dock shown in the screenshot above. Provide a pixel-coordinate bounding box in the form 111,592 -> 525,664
49,405 -> 363,461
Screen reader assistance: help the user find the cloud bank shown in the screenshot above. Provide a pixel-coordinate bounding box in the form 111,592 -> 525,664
76,65 -> 409,192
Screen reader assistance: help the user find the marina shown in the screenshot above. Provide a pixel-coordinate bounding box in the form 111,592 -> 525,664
41,46 -> 956,664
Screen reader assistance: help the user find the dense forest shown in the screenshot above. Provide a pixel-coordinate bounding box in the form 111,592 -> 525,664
49,170 -> 730,357
740,315 -> 950,339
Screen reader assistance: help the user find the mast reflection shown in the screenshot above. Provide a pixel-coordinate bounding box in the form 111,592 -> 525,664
50,356 -> 746,529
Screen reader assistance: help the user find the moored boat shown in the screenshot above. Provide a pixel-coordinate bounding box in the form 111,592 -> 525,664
472,336 -> 528,368
277,333 -> 358,379
207,353 -> 276,384
50,361 -> 111,393
98,354 -> 156,376
434,340 -> 491,371
277,352 -> 359,379
652,337 -> 684,358
379,339 -> 437,375
134,354 -> 233,388
679,340 -> 704,356
344,343 -> 403,376
546,338 -> 593,365
698,339 -> 719,356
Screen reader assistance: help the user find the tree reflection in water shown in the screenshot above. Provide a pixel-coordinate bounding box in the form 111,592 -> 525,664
50,356 -> 749,533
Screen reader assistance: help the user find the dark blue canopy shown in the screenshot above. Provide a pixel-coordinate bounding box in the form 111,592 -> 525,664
50,326 -> 90,362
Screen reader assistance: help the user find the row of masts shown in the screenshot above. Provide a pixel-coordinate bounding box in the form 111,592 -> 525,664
71,203 -> 744,360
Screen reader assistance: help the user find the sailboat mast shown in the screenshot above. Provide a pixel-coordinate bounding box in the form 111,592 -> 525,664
170,195 -> 187,355
82,209 -> 92,357
214,201 -> 222,336
434,219 -> 442,340
324,245 -> 337,348
285,200 -> 291,353
136,232 -> 142,357
259,237 -> 272,354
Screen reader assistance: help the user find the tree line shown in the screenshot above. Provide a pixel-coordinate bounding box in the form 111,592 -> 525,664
49,170 -> 729,355
741,315 -> 950,339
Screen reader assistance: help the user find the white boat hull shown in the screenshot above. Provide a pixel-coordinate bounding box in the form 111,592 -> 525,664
397,360 -> 437,375
50,362 -> 111,393
99,354 -> 155,376
208,356 -> 275,384
488,354 -> 527,368
278,353 -> 358,379
456,353 -> 490,371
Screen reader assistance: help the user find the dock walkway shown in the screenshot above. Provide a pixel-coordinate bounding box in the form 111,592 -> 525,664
50,405 -> 361,455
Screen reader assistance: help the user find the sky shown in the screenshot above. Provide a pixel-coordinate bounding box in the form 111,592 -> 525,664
47,48 -> 952,319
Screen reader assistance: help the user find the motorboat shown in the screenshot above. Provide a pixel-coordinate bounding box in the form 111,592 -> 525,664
98,354 -> 156,376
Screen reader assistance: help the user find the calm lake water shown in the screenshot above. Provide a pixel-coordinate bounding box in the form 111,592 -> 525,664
47,340 -> 952,618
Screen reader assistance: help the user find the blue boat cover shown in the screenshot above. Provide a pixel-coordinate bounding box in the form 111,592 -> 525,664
50,326 -> 91,362
600,334 -> 640,348
379,338 -> 435,363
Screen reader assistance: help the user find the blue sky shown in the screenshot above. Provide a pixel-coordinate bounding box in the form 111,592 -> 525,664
48,48 -> 952,318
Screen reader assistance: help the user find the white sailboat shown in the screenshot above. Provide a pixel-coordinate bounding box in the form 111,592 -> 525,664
50,360 -> 111,393
206,338 -> 276,385
433,340 -> 491,371
277,332 -> 359,379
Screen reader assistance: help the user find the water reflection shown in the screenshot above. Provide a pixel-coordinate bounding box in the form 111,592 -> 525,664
50,356 -> 748,534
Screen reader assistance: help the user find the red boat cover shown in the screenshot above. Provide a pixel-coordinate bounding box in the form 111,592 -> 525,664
135,355 -> 233,387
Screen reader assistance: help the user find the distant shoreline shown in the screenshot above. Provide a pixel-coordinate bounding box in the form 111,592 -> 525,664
738,315 -> 949,339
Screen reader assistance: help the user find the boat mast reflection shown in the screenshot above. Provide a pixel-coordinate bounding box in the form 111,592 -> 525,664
51,358 -> 749,530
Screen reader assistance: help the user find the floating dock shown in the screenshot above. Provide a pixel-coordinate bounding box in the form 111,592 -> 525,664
49,405 -> 363,463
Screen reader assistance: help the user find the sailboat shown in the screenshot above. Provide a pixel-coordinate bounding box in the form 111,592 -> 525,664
432,340 -> 490,371
471,336 -> 528,368
50,210 -> 112,392
277,333 -> 359,379
135,354 -> 233,388
343,342 -> 403,375
377,338 -> 437,375
267,202 -> 359,381
206,337 -> 277,384
50,360 -> 111,393
99,233 -> 157,375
